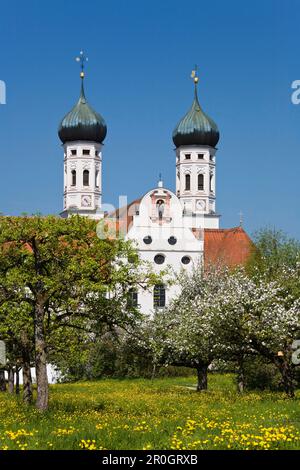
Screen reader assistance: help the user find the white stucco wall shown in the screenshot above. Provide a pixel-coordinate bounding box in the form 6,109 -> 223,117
175,144 -> 219,223
61,140 -> 104,219
126,186 -> 204,316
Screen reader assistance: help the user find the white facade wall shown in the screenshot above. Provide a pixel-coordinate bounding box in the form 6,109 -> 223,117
175,144 -> 219,229
61,141 -> 104,219
126,187 -> 203,316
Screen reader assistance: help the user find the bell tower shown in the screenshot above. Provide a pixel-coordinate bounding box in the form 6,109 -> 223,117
58,51 -> 107,219
172,69 -> 220,229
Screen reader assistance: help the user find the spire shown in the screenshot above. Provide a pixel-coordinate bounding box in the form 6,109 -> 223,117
76,51 -> 88,102
191,65 -> 200,103
158,173 -> 164,188
58,51 -> 107,144
172,66 -> 219,148
239,211 -> 244,227
79,77 -> 86,103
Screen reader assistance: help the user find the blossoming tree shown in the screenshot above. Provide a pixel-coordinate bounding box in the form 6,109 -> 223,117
151,262 -> 300,396
0,215 -> 153,410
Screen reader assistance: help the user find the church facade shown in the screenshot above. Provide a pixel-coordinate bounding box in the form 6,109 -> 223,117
58,63 -> 252,315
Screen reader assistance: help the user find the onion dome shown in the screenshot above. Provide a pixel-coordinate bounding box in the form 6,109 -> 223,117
58,72 -> 107,144
172,73 -> 219,148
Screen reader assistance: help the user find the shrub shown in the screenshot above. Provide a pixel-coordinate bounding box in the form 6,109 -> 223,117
242,357 -> 283,391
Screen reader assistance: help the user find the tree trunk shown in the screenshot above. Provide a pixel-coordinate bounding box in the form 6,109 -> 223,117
35,301 -> 49,411
237,358 -> 245,393
0,370 -> 6,392
22,362 -> 33,404
151,363 -> 157,381
15,368 -> 20,395
196,363 -> 208,391
8,367 -> 14,394
278,360 -> 295,398
20,332 -> 33,404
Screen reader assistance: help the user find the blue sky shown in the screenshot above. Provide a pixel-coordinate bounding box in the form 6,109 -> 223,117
0,0 -> 299,239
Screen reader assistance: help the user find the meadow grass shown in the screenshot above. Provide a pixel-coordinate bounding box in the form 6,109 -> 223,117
0,374 -> 300,450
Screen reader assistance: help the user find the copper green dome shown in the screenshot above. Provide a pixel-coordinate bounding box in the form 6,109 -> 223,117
173,81 -> 219,148
58,78 -> 107,144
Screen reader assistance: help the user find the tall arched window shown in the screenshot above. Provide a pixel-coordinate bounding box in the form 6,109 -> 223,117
156,199 -> 165,219
71,170 -> 76,186
153,284 -> 166,308
127,289 -> 138,308
210,174 -> 213,192
185,173 -> 191,191
198,173 -> 204,191
95,170 -> 99,188
83,170 -> 89,186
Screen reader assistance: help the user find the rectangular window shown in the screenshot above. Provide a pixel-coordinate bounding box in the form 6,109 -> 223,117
127,289 -> 138,308
83,149 -> 90,155
185,154 -> 191,160
154,284 -> 166,308
198,154 -> 204,159
95,150 -> 99,157
71,149 -> 77,155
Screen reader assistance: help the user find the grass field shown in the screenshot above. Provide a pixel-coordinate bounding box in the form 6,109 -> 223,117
0,374 -> 300,450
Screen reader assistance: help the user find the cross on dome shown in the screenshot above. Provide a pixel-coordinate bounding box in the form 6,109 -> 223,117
190,64 -> 199,84
76,50 -> 88,79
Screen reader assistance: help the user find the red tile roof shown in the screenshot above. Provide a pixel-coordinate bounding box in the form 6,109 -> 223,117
105,198 -> 142,237
204,227 -> 253,268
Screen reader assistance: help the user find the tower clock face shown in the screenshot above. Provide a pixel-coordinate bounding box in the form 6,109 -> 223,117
196,199 -> 206,210
81,195 -> 92,207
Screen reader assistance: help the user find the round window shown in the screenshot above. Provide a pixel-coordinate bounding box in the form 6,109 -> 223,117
181,256 -> 191,265
154,254 -> 165,265
143,236 -> 152,245
168,236 -> 177,245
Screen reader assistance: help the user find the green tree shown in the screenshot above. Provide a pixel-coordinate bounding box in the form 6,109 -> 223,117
247,227 -> 300,280
0,302 -> 34,402
0,215 -> 151,410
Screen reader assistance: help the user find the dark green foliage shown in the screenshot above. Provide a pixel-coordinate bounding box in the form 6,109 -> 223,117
56,331 -> 194,382
242,357 -> 286,392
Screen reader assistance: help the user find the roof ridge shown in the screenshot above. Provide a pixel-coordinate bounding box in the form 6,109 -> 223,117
106,197 -> 142,219
204,226 -> 244,232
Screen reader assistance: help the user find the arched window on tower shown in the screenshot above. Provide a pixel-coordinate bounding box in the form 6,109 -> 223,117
210,173 -> 213,192
185,173 -> 191,191
198,173 -> 204,191
95,170 -> 99,188
83,170 -> 89,186
71,170 -> 76,186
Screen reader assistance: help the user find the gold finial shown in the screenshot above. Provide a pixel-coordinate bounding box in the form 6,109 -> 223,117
76,50 -> 88,79
191,64 -> 199,84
